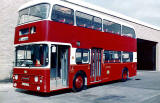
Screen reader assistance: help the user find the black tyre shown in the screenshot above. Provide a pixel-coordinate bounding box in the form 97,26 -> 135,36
72,73 -> 85,92
121,69 -> 128,82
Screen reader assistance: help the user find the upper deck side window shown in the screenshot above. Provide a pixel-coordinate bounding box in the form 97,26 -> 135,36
122,26 -> 136,38
51,5 -> 74,25
93,17 -> 102,31
103,19 -> 121,35
76,11 -> 93,29
18,3 -> 50,25
76,11 -> 102,31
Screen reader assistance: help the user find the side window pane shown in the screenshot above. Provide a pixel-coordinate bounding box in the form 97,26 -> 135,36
103,20 -> 121,35
103,50 -> 121,63
129,52 -> 133,62
76,11 -> 93,29
51,5 -> 74,25
82,50 -> 90,63
122,26 -> 136,38
112,51 -> 121,63
76,49 -> 90,64
19,28 -> 29,36
108,51 -> 115,62
103,51 -> 114,62
93,17 -> 102,31
122,52 -> 133,62
76,49 -> 82,64
103,50 -> 110,62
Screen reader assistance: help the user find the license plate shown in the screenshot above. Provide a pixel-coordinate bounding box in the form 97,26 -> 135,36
22,83 -> 29,86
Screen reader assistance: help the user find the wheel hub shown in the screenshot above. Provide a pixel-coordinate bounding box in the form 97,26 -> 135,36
75,76 -> 83,89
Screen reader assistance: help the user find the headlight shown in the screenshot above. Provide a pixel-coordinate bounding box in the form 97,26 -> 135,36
34,76 -> 38,82
37,86 -> 40,91
40,80 -> 42,83
13,83 -> 17,87
15,75 -> 18,80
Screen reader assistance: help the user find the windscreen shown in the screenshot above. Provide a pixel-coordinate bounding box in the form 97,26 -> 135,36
15,44 -> 49,67
18,3 -> 50,25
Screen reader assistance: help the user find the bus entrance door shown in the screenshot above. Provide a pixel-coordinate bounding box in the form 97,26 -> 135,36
90,48 -> 102,82
50,45 -> 69,90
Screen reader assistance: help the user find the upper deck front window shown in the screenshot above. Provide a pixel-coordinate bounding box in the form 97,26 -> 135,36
18,3 -> 50,25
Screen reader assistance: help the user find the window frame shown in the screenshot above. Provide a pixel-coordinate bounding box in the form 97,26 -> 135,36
18,3 -> 51,25
75,48 -> 90,64
51,4 -> 74,25
122,25 -> 136,38
103,19 -> 121,35
75,10 -> 93,29
15,44 -> 49,67
75,11 -> 102,31
122,52 -> 133,63
93,16 -> 102,31
103,50 -> 121,63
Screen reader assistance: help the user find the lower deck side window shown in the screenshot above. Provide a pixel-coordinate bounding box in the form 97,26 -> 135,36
122,52 -> 133,62
76,49 -> 90,64
103,50 -> 133,63
103,50 -> 121,63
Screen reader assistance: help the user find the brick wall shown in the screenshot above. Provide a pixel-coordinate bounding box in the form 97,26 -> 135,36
0,0 -> 30,80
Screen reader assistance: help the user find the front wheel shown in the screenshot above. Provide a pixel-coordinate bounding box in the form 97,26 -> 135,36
72,73 -> 85,92
122,69 -> 128,82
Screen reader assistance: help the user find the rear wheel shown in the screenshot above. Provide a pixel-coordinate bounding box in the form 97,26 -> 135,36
72,73 -> 85,92
122,69 -> 128,82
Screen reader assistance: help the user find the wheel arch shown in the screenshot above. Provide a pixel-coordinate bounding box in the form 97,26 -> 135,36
122,66 -> 129,72
121,67 -> 129,82
76,70 -> 87,78
72,70 -> 87,92
74,70 -> 87,84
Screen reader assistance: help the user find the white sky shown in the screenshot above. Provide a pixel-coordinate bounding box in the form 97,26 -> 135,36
84,0 -> 160,27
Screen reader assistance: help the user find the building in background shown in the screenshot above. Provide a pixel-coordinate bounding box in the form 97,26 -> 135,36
0,0 -> 29,80
0,0 -> 160,81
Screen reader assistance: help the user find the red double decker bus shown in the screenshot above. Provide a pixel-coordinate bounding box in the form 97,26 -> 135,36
13,0 -> 137,92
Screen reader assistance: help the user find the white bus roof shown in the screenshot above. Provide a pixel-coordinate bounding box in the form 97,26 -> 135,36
19,0 -> 160,31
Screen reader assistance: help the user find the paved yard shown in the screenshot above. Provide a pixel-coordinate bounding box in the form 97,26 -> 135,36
1,71 -> 160,103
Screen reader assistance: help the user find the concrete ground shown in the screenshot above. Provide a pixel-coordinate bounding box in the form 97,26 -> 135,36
1,70 -> 160,103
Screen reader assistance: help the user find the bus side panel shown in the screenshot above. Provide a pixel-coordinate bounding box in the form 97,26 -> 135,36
47,21 -> 136,52
102,63 -> 137,82
14,20 -> 136,52
128,62 -> 137,77
102,63 -> 122,82
69,63 -> 137,88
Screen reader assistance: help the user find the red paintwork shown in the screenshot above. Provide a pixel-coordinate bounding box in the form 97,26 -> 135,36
13,68 -> 50,93
14,20 -> 136,52
13,20 -> 137,93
